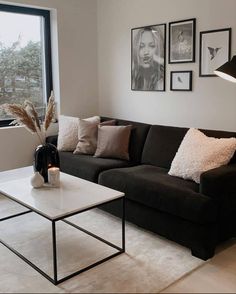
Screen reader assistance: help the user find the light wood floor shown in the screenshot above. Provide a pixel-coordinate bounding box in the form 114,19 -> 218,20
161,239 -> 236,293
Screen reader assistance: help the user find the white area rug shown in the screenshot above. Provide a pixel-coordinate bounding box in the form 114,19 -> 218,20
0,195 -> 204,293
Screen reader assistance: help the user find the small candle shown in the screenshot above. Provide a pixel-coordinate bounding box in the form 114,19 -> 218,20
48,167 -> 60,187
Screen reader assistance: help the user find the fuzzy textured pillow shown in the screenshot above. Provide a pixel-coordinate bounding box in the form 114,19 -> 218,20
168,128 -> 236,183
57,115 -> 100,151
73,119 -> 115,155
94,125 -> 132,160
57,115 -> 79,151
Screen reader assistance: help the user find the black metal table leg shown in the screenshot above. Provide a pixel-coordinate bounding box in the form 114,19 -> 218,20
122,197 -> 125,252
52,220 -> 58,284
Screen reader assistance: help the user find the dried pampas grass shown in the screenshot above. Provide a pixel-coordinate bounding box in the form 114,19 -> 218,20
4,104 -> 37,133
1,91 -> 56,144
24,100 -> 41,130
44,92 -> 55,131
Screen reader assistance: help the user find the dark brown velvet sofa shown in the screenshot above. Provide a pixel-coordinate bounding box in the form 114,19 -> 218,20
47,117 -> 236,260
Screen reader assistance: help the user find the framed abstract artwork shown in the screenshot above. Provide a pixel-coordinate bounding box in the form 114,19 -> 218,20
131,23 -> 166,91
169,18 -> 196,63
170,71 -> 192,91
199,28 -> 231,77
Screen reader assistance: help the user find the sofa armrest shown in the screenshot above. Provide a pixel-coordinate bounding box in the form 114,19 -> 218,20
200,164 -> 236,202
46,135 -> 58,147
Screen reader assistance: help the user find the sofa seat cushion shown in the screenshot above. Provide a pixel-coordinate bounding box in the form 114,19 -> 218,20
99,165 -> 218,224
59,151 -> 132,183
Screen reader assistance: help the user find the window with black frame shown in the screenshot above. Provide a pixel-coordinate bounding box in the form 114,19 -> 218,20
0,4 -> 52,127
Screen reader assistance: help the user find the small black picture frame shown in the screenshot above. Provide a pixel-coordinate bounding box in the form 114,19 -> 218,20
170,71 -> 192,91
169,18 -> 196,64
199,28 -> 231,77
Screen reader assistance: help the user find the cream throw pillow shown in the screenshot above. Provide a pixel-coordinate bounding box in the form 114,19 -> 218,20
57,115 -> 100,151
57,115 -> 79,151
168,128 -> 236,183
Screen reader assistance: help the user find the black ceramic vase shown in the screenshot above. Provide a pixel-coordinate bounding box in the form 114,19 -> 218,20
33,143 -> 60,183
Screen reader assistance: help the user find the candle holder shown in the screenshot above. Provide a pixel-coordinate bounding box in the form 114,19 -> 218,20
48,167 -> 60,187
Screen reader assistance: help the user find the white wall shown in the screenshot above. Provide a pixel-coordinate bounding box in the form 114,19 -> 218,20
0,0 -> 98,171
97,0 -> 236,131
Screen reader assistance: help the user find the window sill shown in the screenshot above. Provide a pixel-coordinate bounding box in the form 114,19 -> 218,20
0,122 -> 58,133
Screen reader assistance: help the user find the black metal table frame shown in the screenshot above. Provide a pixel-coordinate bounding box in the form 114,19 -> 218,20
0,196 -> 125,285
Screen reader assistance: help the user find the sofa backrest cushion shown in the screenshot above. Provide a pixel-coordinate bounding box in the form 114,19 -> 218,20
101,117 -> 150,164
141,125 -> 236,169
141,125 -> 188,169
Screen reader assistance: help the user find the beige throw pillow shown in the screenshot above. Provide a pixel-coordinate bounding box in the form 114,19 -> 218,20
168,128 -> 236,183
100,119 -> 116,126
73,118 -> 115,155
94,125 -> 132,160
73,118 -> 100,155
57,115 -> 100,152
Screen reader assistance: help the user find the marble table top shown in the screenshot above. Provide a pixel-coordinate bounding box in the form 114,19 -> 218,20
0,166 -> 124,220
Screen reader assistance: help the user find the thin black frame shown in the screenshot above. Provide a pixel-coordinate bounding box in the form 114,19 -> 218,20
199,28 -> 231,77
170,70 -> 192,91
0,4 -> 52,127
131,23 -> 166,92
168,18 -> 196,64
0,194 -> 125,285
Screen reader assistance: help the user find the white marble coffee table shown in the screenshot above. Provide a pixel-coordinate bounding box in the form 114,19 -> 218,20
0,166 -> 125,285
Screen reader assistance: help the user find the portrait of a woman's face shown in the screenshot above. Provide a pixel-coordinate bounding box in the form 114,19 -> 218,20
131,24 -> 166,91
139,30 -> 156,69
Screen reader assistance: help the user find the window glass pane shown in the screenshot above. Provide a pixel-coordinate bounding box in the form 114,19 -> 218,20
0,11 -> 46,122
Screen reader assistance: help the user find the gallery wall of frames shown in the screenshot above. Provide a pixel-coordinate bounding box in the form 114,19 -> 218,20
131,18 -> 231,92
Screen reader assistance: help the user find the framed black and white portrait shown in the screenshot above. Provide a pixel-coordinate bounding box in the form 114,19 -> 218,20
199,28 -> 231,77
170,71 -> 192,91
131,23 -> 166,91
169,18 -> 196,64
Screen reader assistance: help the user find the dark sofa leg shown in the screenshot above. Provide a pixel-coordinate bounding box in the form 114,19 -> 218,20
191,246 -> 215,261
